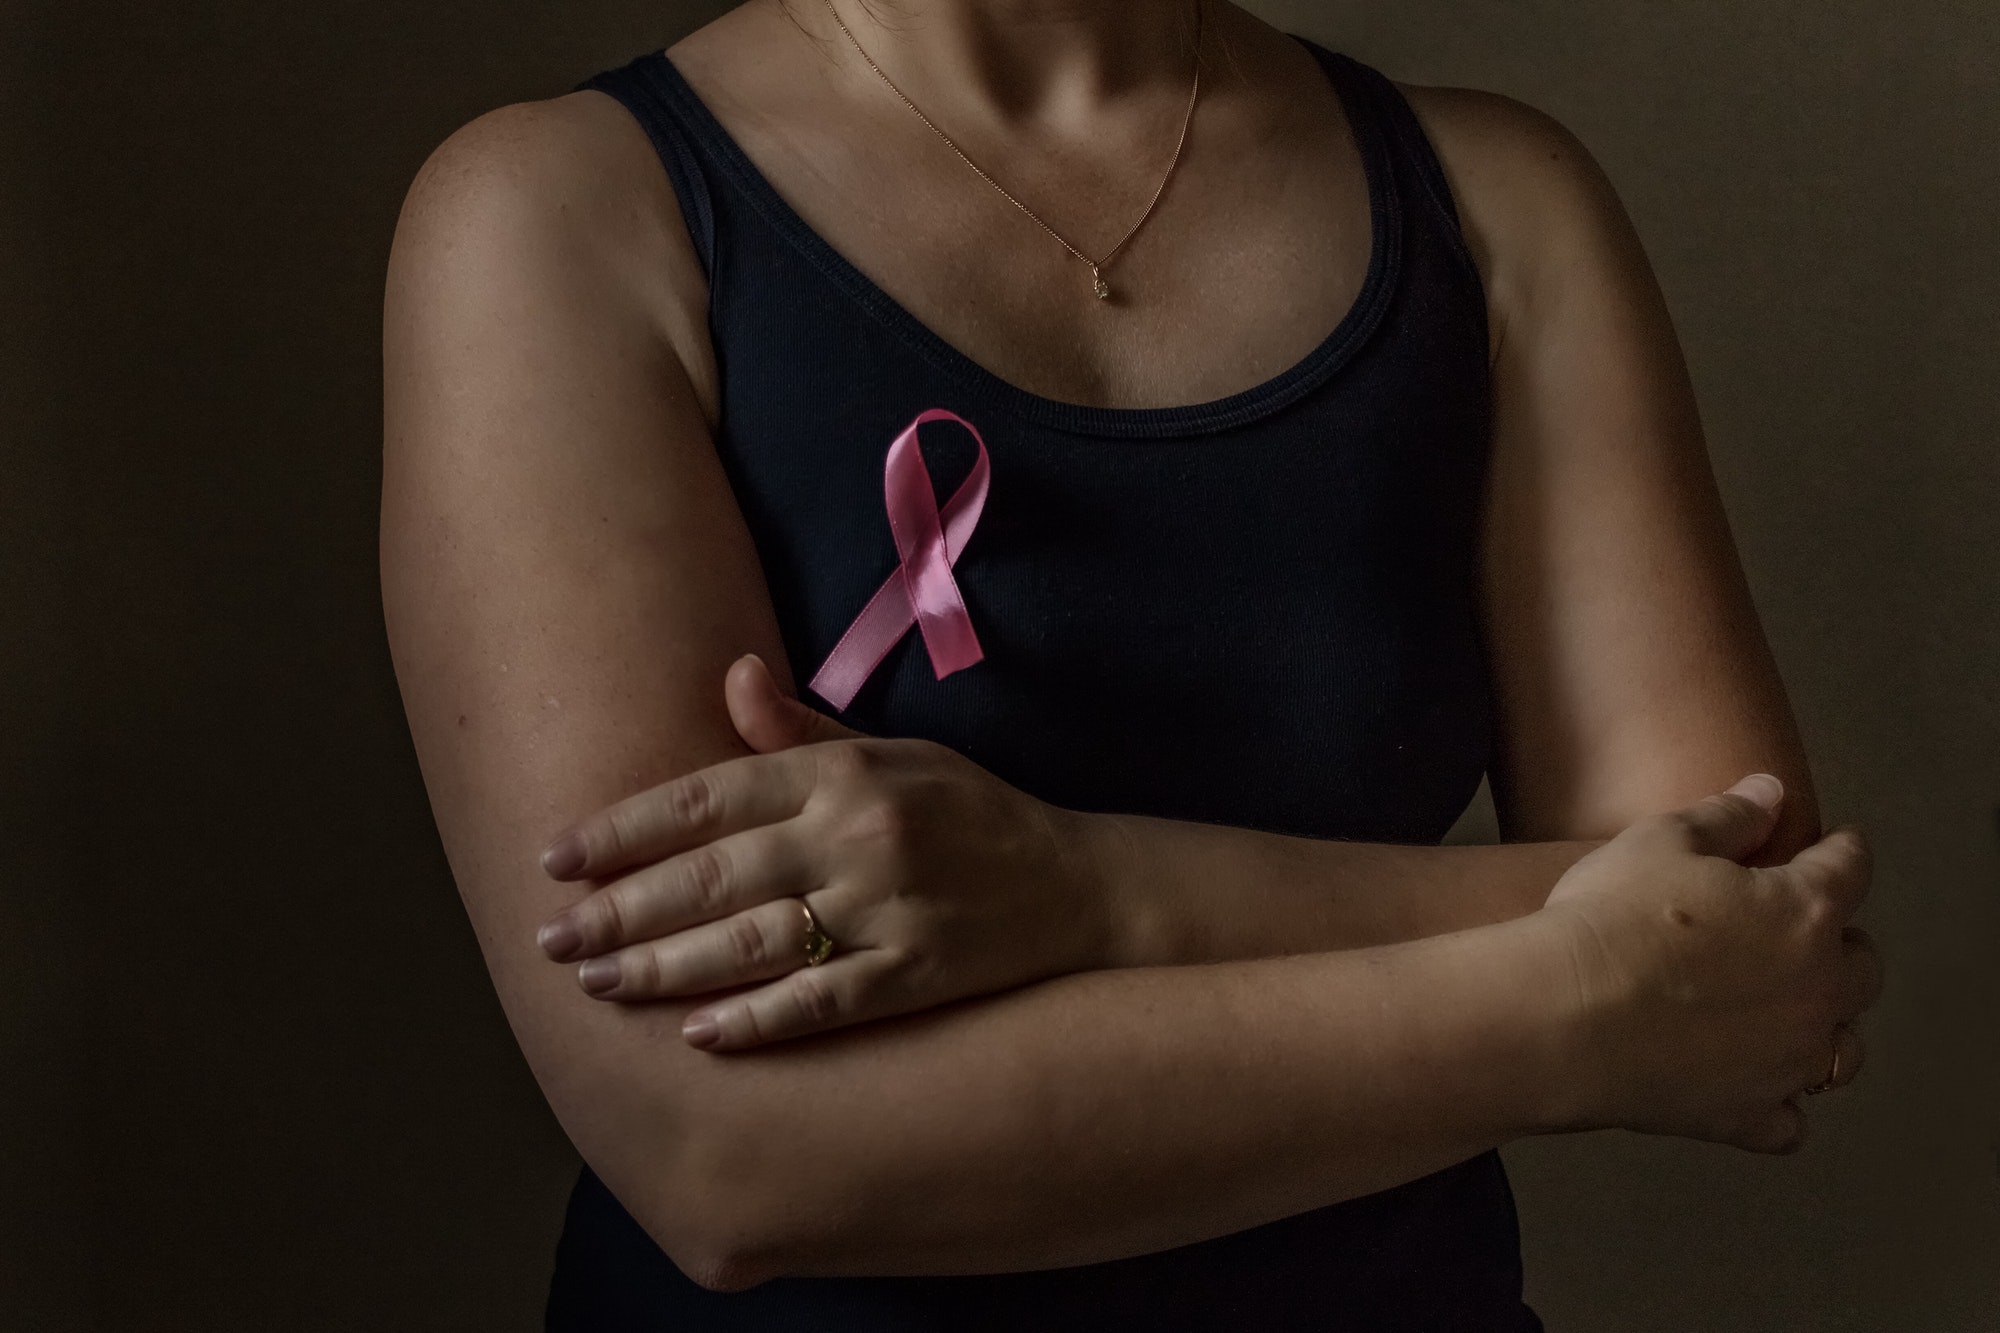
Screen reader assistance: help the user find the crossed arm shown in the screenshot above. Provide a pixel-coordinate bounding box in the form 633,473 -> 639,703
381,85 -> 1824,1288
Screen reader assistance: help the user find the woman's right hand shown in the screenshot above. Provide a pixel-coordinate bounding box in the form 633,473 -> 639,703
1540,774 -> 1883,1153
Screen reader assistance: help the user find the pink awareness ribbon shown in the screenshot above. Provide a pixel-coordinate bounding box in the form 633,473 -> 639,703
807,408 -> 991,712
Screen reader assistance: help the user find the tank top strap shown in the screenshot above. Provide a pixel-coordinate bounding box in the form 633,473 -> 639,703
576,56 -> 719,279
1300,42 -> 1484,290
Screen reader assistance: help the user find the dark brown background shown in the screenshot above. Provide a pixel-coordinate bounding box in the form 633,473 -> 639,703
4,0 -> 1995,1327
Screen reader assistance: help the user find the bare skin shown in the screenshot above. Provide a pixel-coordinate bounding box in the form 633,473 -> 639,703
380,0 -> 1878,1292
531,652 -> 1604,1046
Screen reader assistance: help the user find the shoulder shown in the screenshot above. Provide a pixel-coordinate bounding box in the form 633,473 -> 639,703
1393,83 -> 1630,237
394,92 -> 664,271
1390,83 -> 1654,339
386,89 -> 716,417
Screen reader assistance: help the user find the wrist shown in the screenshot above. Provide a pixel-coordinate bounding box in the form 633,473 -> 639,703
1057,809 -> 1166,972
1492,907 -> 1608,1136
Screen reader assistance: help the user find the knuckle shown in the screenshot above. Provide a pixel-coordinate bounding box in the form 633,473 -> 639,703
852,791 -> 913,847
667,773 -> 718,832
900,736 -> 954,767
632,945 -> 667,995
678,846 -> 732,918
816,740 -> 877,785
874,942 -> 919,981
602,803 -> 647,862
1832,824 -> 1872,863
1753,1103 -> 1808,1156
732,1001 -> 769,1049
724,912 -> 771,971
815,770 -> 911,851
591,887 -> 633,948
1816,827 -> 1872,884
1798,889 -> 1839,933
789,967 -> 843,1028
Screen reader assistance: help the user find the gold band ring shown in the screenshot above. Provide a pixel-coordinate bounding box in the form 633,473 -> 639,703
800,899 -> 836,968
1803,1027 -> 1846,1096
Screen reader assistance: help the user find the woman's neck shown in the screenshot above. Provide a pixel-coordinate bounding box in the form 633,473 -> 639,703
801,0 -> 1209,133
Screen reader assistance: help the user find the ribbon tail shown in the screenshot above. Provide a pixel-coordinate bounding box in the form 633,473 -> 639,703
904,558 -> 985,679
806,569 -> 918,711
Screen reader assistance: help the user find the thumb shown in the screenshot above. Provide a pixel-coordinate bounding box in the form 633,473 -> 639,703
726,652 -> 864,753
1668,773 -> 1786,862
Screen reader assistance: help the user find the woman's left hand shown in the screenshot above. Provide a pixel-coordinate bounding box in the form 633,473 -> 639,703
533,654 -> 1118,1051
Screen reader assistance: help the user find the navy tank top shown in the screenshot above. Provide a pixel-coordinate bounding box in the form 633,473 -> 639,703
549,36 -> 1539,1332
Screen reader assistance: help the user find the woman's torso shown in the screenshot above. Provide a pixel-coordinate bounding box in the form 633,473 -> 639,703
547,6 -> 1535,1328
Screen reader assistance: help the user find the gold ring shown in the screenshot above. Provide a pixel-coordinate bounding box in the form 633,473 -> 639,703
1803,1027 -> 1845,1095
800,899 -> 836,967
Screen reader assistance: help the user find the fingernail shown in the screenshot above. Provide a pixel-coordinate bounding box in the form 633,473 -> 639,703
1730,773 -> 1784,812
537,915 -> 581,961
578,957 -> 620,996
683,1013 -> 720,1049
541,834 -> 585,879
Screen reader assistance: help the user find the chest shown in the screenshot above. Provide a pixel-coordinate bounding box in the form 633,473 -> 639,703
676,44 -> 1375,411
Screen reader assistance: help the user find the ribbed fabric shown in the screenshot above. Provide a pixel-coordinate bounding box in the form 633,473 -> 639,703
548,38 -> 1539,1331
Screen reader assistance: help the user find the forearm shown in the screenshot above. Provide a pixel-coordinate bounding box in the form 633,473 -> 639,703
611,911 -> 1578,1287
1083,809 -> 1600,967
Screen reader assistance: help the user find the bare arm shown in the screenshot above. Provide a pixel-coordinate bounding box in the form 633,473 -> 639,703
380,89 -> 1856,1289
1407,83 -> 1821,860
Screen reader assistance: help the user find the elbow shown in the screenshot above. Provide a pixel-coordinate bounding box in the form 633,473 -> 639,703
549,1036 -> 875,1290
630,1172 -> 791,1293
626,1186 -> 785,1294
673,1244 -> 771,1296
598,1120 -> 803,1293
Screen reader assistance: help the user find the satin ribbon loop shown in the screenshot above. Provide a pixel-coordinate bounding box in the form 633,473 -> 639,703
807,409 -> 991,711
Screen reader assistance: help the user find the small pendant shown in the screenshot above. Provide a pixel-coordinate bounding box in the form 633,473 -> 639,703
1091,267 -> 1111,301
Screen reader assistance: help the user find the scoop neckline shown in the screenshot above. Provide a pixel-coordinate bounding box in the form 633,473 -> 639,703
642,36 -> 1402,440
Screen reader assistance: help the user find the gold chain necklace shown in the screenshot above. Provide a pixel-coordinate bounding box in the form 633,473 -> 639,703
817,0 -> 1203,303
